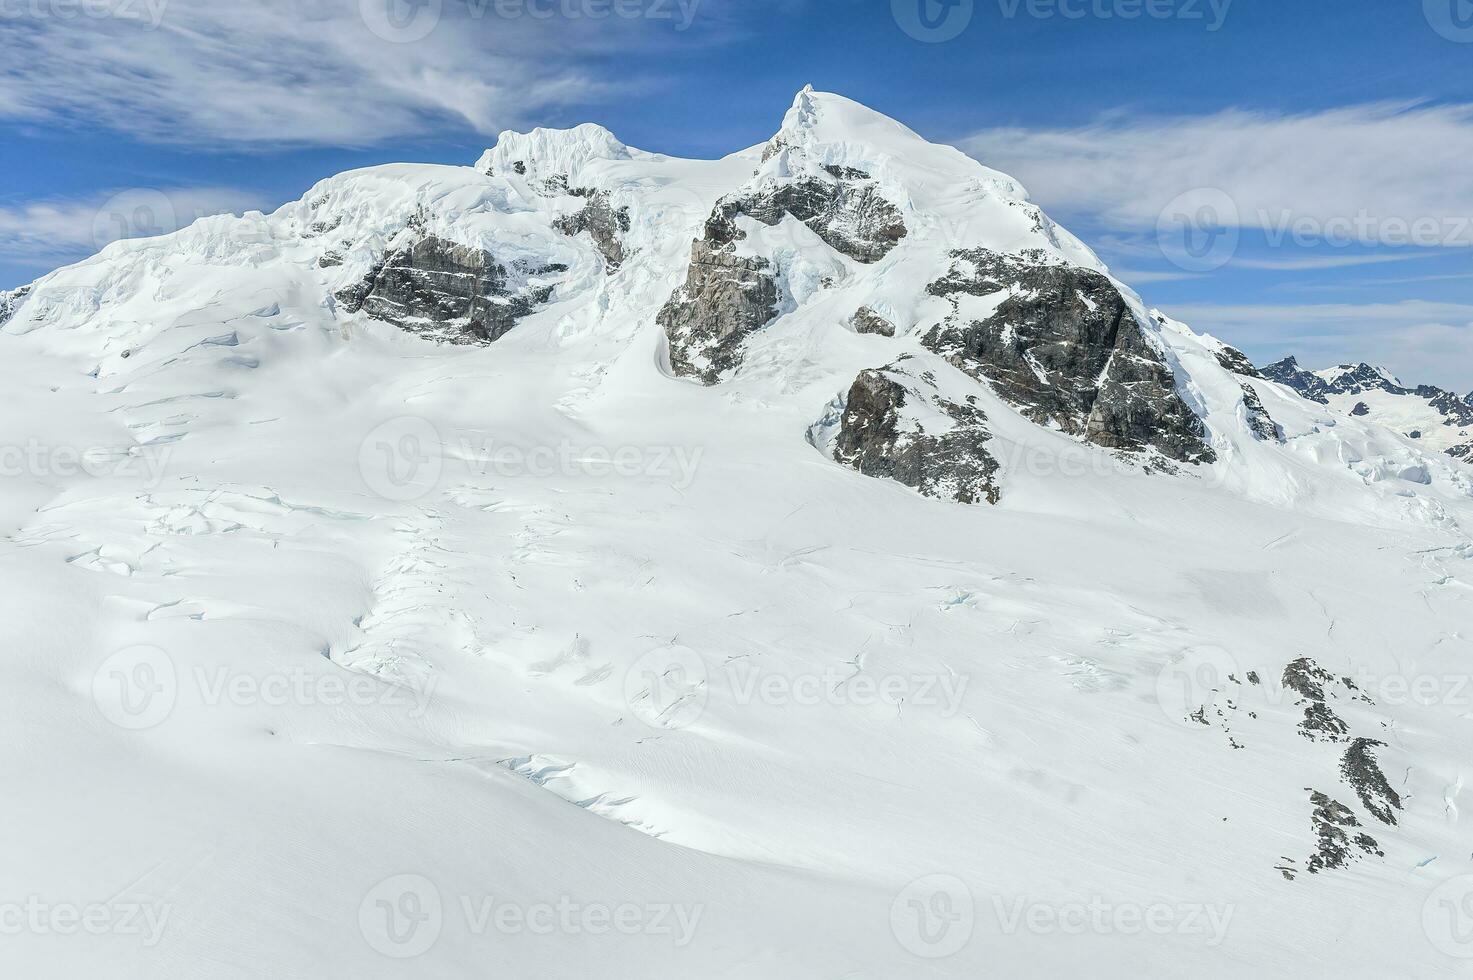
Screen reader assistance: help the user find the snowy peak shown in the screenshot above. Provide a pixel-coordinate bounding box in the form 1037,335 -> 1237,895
1261,357 -> 1332,404
1261,355 -> 1473,460
661,88 -> 1219,480
758,87 -> 1025,200
6,87 -> 1470,513
475,123 -> 632,186
765,86 -> 929,161
1315,362 -> 1407,396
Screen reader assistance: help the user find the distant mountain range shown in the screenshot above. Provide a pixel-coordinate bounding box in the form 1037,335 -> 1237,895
1260,358 -> 1473,460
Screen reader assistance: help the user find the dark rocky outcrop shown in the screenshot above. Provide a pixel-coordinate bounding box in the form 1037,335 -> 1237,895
921,249 -> 1215,465
1420,385 -> 1473,428
850,306 -> 896,337
1341,738 -> 1401,826
658,239 -> 780,384
1306,791 -> 1382,875
0,285 -> 30,327
1240,383 -> 1284,442
1260,357 -> 1473,460
1320,363 -> 1407,397
335,234 -> 562,345
660,167 -> 906,383
1282,658 -> 1350,743
829,360 -> 1001,505
1214,344 -> 1261,378
703,172 -> 907,264
554,188 -> 631,270
1260,357 -> 1332,404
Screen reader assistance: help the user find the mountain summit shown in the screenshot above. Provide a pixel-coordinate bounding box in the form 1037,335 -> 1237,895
5,88 -> 1467,508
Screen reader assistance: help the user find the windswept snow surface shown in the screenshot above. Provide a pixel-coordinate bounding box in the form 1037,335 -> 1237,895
3,90 -> 1473,979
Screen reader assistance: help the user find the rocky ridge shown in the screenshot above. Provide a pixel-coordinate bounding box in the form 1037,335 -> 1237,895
1260,357 -> 1473,459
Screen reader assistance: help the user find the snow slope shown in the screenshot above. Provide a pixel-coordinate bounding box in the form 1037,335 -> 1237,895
2,89 -> 1472,979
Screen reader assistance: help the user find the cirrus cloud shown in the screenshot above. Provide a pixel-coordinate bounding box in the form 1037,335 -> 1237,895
963,101 -> 1473,248
0,0 -> 733,146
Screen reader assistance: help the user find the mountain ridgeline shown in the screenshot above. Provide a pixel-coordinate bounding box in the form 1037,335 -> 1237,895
4,88 -> 1467,503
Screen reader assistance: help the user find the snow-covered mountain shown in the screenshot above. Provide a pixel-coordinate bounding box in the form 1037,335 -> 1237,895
3,89 -> 1472,979
1262,356 -> 1473,460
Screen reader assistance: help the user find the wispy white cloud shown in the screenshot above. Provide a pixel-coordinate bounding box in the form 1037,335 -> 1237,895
0,187 -> 266,264
1105,268 -> 1204,284
1227,252 -> 1442,272
0,0 -> 738,146
963,102 -> 1473,248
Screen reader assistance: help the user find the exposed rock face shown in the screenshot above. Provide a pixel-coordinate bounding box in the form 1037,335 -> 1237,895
1282,658 -> 1351,742
1305,791 -> 1382,875
0,285 -> 30,327
829,360 -> 1001,505
703,169 -> 907,264
922,249 -> 1215,465
659,101 -> 913,385
1265,359 -> 1473,422
1421,385 -> 1473,427
850,306 -> 896,337
1214,344 -> 1261,378
1319,363 -> 1407,396
658,239 -> 780,384
335,234 -> 562,345
554,188 -> 631,270
1260,357 -> 1331,404
1240,383 -> 1284,442
1261,357 -> 1473,459
1341,738 -> 1401,826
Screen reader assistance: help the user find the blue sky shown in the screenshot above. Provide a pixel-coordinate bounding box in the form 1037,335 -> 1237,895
3,0 -> 1472,389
